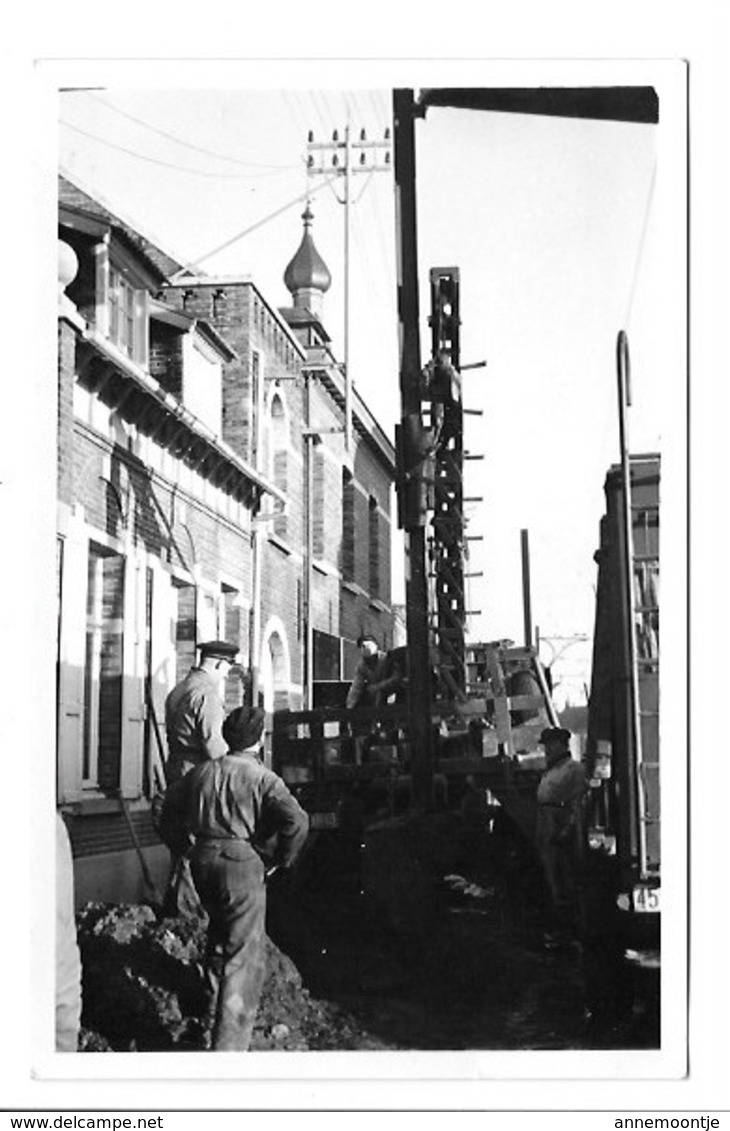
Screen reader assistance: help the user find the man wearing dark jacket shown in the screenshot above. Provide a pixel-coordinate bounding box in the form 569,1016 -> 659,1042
536,726 -> 588,939
181,705 -> 309,1051
346,635 -> 405,709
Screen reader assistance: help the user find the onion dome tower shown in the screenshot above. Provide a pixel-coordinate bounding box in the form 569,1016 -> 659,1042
283,204 -> 332,319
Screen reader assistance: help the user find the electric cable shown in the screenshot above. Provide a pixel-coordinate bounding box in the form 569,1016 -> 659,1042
169,173 -> 339,277
84,93 -> 296,171
622,155 -> 658,331
308,91 -> 333,141
282,90 -> 311,148
61,119 -> 273,181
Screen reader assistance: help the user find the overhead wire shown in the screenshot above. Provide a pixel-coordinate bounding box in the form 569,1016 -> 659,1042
84,92 -> 296,171
170,172 -> 339,277
368,89 -> 391,124
281,90 -> 310,148
582,150 -> 659,534
308,90 -> 333,141
61,119 -> 280,181
621,155 -> 658,332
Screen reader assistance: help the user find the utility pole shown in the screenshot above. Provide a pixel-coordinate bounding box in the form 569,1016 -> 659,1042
391,89 -> 435,810
306,124 -> 391,451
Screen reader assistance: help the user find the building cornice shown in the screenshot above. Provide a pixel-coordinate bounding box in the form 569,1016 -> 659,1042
163,277 -> 307,361
77,326 -> 285,508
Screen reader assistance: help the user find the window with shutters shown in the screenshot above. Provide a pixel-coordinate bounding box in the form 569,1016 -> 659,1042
93,240 -> 149,366
83,543 -> 125,790
108,265 -> 136,358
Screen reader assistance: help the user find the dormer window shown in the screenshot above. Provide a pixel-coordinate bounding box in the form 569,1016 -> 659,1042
92,239 -> 150,367
109,265 -> 136,357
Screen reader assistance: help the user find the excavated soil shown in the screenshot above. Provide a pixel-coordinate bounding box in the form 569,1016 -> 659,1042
77,823 -> 659,1053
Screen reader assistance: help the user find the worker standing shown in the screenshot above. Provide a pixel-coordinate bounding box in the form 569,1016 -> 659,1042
162,639 -> 240,915
535,726 -> 588,943
164,639 -> 240,783
182,705 -> 309,1050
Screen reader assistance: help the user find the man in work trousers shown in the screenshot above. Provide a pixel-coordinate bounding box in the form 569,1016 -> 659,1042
535,726 -> 588,943
162,639 -> 240,915
184,705 -> 309,1050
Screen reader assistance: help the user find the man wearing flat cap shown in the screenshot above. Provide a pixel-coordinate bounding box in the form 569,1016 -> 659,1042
165,640 -> 240,784
535,726 -> 588,938
162,640 -> 240,914
180,704 -> 309,1050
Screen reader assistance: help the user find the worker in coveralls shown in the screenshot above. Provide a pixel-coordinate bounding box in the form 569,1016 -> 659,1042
535,726 -> 588,943
184,705 -> 309,1050
162,640 -> 240,915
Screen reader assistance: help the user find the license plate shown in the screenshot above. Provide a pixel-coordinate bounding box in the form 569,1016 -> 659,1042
632,885 -> 661,913
310,811 -> 339,829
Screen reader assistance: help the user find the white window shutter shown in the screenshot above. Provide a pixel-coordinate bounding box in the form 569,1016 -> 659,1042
120,548 -> 145,798
57,529 -> 87,804
148,562 -> 175,772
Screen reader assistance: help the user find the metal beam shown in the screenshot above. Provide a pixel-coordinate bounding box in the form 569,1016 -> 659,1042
418,87 -> 659,124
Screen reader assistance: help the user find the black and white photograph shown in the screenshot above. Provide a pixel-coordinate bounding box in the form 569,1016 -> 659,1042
43,61 -> 686,1070
2,28 -> 724,1114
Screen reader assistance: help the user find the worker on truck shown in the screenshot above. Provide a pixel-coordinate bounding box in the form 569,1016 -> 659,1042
535,726 -> 588,943
346,636 -> 407,762
346,635 -> 406,709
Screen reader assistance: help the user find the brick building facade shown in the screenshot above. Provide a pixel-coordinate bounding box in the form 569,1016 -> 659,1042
57,176 -> 396,903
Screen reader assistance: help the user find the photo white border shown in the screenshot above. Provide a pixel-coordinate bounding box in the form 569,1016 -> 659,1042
2,8 -> 723,1112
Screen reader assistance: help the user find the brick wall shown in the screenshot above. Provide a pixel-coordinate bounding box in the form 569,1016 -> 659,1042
148,321 -> 183,400
73,426 -> 253,601
164,281 -> 309,707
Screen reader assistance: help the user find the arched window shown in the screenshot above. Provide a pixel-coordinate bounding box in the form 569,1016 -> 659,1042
259,617 -> 293,763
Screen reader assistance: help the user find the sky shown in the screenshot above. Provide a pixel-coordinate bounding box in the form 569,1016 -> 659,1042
54,62 -> 686,707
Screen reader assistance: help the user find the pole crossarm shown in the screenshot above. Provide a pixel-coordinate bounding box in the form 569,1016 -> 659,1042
304,124 -> 391,451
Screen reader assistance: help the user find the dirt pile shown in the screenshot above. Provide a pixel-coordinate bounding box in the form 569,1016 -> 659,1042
76,901 -> 390,1052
